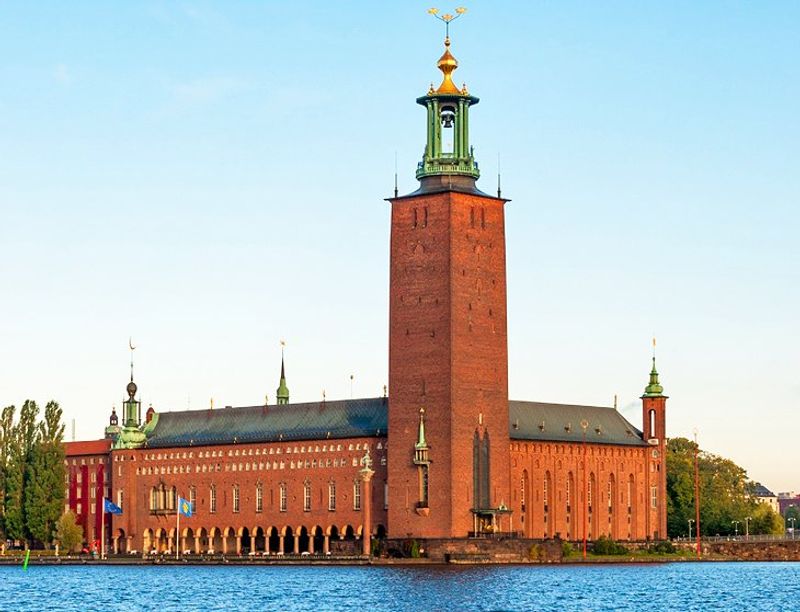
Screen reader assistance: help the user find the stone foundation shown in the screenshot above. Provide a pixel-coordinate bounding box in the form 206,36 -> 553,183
384,537 -> 563,563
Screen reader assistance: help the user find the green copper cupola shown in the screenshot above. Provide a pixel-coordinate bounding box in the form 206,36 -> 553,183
643,357 -> 665,397
416,36 -> 480,182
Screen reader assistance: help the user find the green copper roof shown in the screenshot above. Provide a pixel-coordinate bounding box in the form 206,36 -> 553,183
643,357 -> 664,397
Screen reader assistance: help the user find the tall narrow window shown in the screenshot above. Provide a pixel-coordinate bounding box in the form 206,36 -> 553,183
210,485 -> 217,514
627,476 -> 633,513
649,410 -> 656,438
189,486 -> 196,511
650,485 -> 658,509
566,472 -> 573,513
232,485 -> 240,513
384,482 -> 389,510
328,481 -> 337,511
256,483 -> 263,513
303,481 -> 311,511
520,472 -> 527,514
117,490 -> 124,510
423,206 -> 428,227
413,208 -> 418,228
279,483 -> 287,512
588,474 -> 594,513
543,471 -> 550,513
353,479 -> 362,511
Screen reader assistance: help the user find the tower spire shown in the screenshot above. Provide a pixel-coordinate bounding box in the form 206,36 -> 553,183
414,7 -> 480,187
276,340 -> 290,405
643,337 -> 665,397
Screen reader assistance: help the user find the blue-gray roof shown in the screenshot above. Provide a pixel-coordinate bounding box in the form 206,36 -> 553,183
509,401 -> 648,446
144,397 -> 388,448
144,397 -> 646,448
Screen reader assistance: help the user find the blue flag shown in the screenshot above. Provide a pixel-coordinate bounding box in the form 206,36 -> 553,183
103,498 -> 122,515
178,497 -> 193,518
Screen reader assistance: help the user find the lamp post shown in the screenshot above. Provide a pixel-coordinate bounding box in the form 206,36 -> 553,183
744,516 -> 751,539
788,517 -> 796,539
731,520 -> 740,538
580,419 -> 589,560
688,519 -> 695,541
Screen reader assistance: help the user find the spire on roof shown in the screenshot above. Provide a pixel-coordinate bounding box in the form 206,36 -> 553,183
643,338 -> 665,397
276,340 -> 290,405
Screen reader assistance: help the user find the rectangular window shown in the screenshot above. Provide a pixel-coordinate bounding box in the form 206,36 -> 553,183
328,482 -> 336,511
233,486 -> 240,513
304,483 -> 311,512
77,502 -> 82,515
117,490 -> 123,510
384,482 -> 389,510
189,486 -> 196,510
256,485 -> 263,513
353,480 -> 362,511
650,485 -> 658,509
280,484 -> 287,512
210,486 -> 217,513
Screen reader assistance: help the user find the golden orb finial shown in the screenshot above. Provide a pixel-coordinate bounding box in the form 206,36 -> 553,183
427,7 -> 469,96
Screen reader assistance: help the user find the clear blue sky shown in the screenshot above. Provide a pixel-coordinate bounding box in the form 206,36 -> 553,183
1,2 -> 798,490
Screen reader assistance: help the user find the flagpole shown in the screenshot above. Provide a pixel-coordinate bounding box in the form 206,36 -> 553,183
101,500 -> 105,561
176,495 -> 180,561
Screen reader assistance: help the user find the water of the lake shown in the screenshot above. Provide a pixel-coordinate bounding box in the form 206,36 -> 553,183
1,562 -> 798,611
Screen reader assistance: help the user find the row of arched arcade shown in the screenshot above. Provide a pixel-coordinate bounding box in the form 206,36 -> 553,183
112,524 -> 387,556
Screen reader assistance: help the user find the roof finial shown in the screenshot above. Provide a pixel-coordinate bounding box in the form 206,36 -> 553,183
497,153 -> 502,198
128,336 -> 136,382
428,7 -> 468,95
394,151 -> 399,198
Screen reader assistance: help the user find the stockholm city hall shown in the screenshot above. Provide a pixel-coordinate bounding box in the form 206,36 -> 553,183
64,27 -> 668,557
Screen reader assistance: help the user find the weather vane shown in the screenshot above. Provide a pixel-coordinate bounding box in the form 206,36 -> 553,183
427,7 -> 467,38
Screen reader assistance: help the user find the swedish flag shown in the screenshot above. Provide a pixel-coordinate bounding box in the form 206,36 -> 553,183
178,497 -> 193,518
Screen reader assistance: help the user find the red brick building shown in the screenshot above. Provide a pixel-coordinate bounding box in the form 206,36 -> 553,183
67,34 -> 668,555
63,439 -> 112,548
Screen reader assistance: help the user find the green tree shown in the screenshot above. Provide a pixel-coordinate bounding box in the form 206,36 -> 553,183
0,405 -> 15,540
55,510 -> 83,553
4,401 -> 40,545
24,401 -> 66,548
666,437 -> 784,537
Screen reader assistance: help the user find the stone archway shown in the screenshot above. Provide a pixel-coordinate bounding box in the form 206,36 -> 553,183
283,526 -> 294,554
115,528 -> 127,554
209,527 -> 223,554
297,526 -> 310,553
252,527 -> 266,553
182,527 -> 195,555
312,525 -> 324,554
196,527 -> 208,554
223,527 -> 236,554
143,528 -> 153,554
267,526 -> 280,554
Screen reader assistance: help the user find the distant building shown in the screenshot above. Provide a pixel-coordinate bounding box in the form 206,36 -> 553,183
753,484 -> 780,515
65,31 -> 668,554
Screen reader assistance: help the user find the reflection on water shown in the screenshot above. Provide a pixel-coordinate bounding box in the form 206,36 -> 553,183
1,562 -> 799,611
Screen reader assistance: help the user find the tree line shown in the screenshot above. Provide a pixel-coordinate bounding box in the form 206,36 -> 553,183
0,400 -> 66,549
666,437 -> 784,538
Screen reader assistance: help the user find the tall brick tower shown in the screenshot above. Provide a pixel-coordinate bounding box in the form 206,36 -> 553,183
641,344 -> 668,540
387,30 -> 511,538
